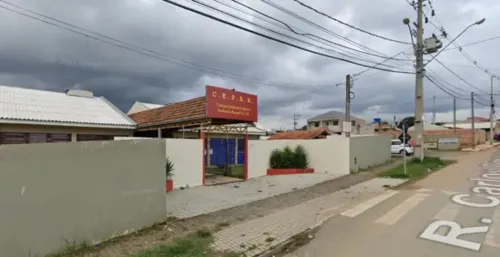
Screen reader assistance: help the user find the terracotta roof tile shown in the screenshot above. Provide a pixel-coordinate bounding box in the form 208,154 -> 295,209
268,128 -> 331,140
129,96 -> 206,126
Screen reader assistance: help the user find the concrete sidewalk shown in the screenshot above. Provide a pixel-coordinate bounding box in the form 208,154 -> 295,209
211,178 -> 407,256
166,173 -> 345,219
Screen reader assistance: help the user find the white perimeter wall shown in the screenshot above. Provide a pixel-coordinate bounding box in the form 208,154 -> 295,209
350,134 -> 391,172
116,137 -> 203,189
164,139 -> 203,189
248,137 -> 350,178
248,135 -> 391,178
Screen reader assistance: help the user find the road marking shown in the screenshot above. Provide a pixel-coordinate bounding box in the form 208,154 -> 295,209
442,190 -> 461,196
375,193 -> 429,225
340,190 -> 399,218
417,188 -> 434,193
434,201 -> 461,221
484,207 -> 500,248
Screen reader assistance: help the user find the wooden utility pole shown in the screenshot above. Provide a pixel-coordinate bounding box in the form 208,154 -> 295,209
345,74 -> 351,138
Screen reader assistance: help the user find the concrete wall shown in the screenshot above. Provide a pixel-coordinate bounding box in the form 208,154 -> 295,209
0,140 -> 166,257
247,137 -> 351,178
0,123 -> 134,142
350,134 -> 391,172
165,138 -> 204,189
248,135 -> 391,177
115,137 -> 204,189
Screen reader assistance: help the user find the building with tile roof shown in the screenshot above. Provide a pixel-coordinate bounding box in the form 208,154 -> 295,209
0,85 -> 136,144
127,101 -> 166,115
306,110 -> 366,134
268,128 -> 331,140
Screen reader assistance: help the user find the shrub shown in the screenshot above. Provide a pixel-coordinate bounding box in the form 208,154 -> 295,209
269,148 -> 282,169
292,145 -> 309,169
281,146 -> 295,168
268,145 -> 309,169
166,156 -> 175,180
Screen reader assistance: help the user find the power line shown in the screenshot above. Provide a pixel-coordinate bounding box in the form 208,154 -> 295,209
434,58 -> 489,94
160,0 -> 415,74
289,0 -> 412,45
0,0 -> 338,89
189,0 -> 402,68
214,0 -> 413,62
259,0 -> 415,70
445,35 -> 500,50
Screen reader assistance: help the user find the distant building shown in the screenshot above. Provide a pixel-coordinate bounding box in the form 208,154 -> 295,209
0,85 -> 136,144
306,110 -> 367,134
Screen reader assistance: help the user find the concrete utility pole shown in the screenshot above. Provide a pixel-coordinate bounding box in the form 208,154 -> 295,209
293,113 -> 300,130
414,0 -> 425,161
345,74 -> 351,138
490,75 -> 495,145
471,92 -> 475,149
432,94 -> 436,124
453,97 -> 457,134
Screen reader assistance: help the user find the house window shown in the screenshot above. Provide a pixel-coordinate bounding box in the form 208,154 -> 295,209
29,133 -> 47,144
0,132 -> 28,144
332,119 -> 339,126
351,120 -> 356,126
77,134 -> 114,142
314,122 -> 320,127
48,133 -> 71,143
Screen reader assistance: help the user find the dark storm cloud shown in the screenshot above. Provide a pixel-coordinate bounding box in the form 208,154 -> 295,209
0,0 -> 498,128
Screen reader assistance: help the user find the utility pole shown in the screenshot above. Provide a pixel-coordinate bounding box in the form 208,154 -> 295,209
293,114 -> 300,130
453,97 -> 457,134
490,75 -> 494,145
432,94 -> 436,124
414,0 -> 425,161
471,92 -> 475,149
345,74 -> 351,138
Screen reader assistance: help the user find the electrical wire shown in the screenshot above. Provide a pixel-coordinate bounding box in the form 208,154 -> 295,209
434,58 -> 489,94
445,35 -> 500,51
188,0 -> 402,68
259,0 -> 415,70
0,0 -> 340,89
214,0 -> 413,62
289,0 -> 412,45
160,0 -> 415,74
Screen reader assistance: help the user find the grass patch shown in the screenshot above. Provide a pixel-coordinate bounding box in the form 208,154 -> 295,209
379,157 -> 450,180
133,229 -> 240,257
206,165 -> 244,179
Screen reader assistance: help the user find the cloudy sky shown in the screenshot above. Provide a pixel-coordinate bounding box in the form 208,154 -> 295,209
0,0 -> 498,129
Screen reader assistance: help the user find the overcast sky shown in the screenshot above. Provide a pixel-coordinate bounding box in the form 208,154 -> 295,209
0,0 -> 498,129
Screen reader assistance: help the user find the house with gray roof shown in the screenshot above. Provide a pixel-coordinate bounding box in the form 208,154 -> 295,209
0,84 -> 136,144
307,110 -> 367,134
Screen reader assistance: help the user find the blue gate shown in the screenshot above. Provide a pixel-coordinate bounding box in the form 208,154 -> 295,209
209,138 -> 236,166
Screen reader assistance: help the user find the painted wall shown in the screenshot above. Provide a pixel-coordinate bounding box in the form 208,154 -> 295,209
165,138 -> 204,188
248,135 -> 391,178
350,134 -> 391,172
0,123 -> 134,142
0,140 -> 166,257
247,137 -> 351,178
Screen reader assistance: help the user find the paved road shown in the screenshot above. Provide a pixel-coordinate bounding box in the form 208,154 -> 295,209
285,148 -> 500,257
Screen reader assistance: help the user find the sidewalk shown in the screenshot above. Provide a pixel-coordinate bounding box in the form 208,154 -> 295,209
73,159 -> 403,257
212,178 -> 407,256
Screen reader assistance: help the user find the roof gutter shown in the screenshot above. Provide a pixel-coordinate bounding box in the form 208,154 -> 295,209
0,119 -> 136,130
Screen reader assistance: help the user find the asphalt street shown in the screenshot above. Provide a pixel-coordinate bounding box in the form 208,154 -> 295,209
285,148 -> 500,257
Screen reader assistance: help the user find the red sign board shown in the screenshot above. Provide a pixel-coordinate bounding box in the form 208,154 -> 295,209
205,85 -> 258,122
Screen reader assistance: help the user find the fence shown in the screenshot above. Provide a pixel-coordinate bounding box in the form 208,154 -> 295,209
0,140 -> 166,257
247,135 -> 391,177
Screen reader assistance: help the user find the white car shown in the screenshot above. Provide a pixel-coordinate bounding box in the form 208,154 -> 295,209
391,139 -> 413,156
